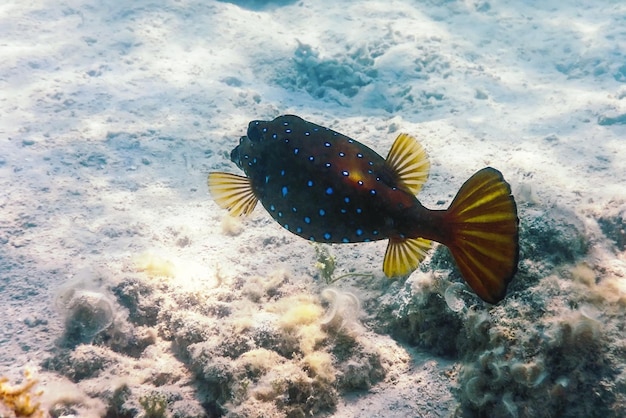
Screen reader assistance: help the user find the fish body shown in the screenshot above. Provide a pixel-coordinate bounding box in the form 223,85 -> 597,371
232,116 -> 431,244
209,115 -> 519,303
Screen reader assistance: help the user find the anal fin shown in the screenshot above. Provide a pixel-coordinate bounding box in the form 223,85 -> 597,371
207,172 -> 258,216
383,237 -> 432,277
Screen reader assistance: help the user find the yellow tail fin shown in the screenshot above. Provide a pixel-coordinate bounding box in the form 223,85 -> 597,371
444,167 -> 519,304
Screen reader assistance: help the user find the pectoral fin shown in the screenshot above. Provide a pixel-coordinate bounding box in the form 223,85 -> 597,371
207,172 -> 258,216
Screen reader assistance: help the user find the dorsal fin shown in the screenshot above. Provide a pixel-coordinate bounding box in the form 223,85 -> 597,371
383,237 -> 432,277
385,133 -> 430,195
207,172 -> 258,216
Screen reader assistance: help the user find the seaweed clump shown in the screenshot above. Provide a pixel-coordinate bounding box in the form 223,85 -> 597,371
0,369 -> 45,418
159,270 -> 403,417
43,263 -> 205,418
287,42 -> 377,101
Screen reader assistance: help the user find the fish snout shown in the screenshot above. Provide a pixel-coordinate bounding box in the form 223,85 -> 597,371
230,143 -> 243,169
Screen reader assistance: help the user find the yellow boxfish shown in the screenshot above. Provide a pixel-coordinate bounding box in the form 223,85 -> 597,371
208,115 -> 519,303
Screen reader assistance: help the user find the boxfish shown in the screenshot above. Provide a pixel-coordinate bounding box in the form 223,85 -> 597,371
208,115 -> 519,303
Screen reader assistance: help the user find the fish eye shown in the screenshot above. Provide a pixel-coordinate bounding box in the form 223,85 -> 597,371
247,121 -> 264,142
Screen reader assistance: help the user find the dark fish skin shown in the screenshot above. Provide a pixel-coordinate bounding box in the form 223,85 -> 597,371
230,115 -> 437,244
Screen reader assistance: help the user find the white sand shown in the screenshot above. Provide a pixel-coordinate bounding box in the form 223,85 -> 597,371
1,1 -> 625,417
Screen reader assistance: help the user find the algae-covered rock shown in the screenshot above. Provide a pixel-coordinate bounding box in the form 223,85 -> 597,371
371,204 -> 625,417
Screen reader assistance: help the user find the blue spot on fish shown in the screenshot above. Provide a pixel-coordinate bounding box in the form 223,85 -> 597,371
304,216 -> 311,224
319,209 -> 325,216
326,187 -> 333,195
282,186 -> 288,197
324,232 -> 331,240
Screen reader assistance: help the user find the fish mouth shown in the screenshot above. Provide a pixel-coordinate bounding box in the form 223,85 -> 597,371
230,139 -> 244,169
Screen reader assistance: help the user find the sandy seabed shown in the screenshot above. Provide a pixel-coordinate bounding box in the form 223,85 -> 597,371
1,0 -> 625,417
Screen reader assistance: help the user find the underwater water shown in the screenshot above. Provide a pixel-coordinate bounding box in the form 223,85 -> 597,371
1,0 -> 625,417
